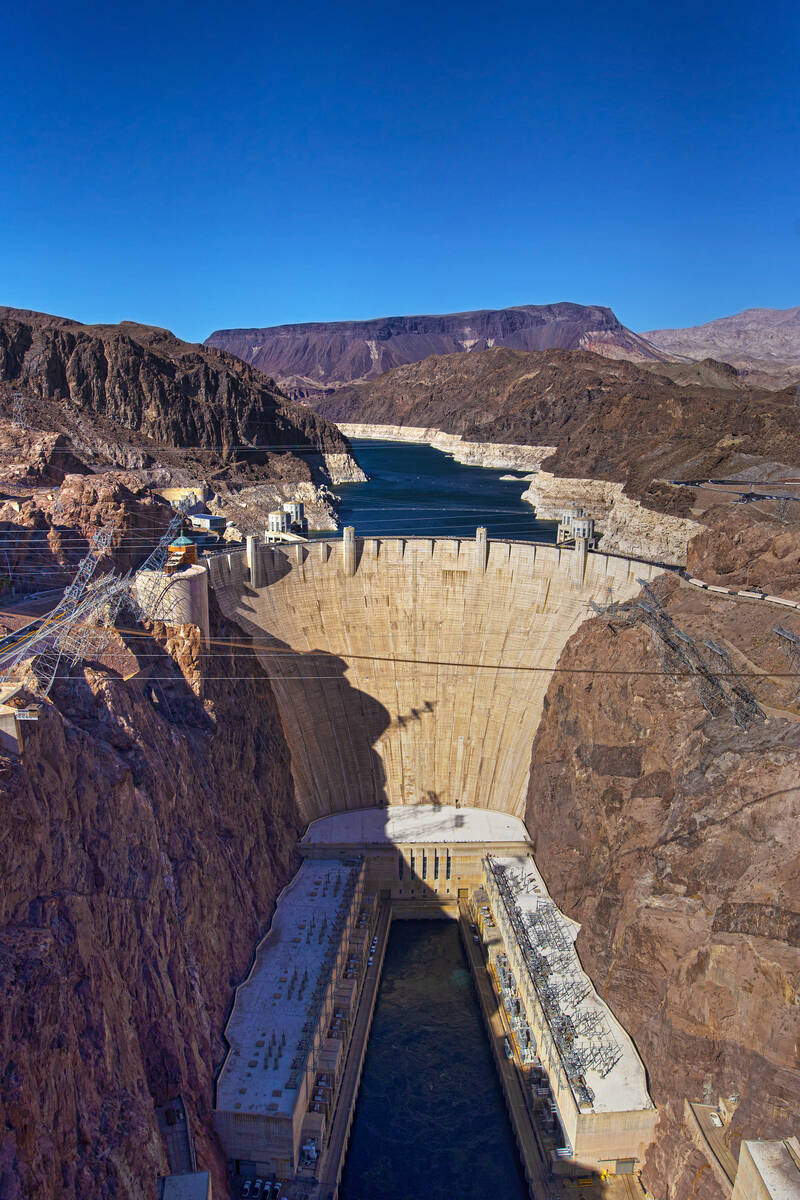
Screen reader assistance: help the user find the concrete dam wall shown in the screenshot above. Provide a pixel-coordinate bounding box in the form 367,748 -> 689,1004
209,533 -> 662,822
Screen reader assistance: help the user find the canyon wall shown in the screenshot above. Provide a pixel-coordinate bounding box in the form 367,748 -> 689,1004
525,573 -> 800,1200
0,609 -> 302,1200
209,534 -> 663,823
522,470 -> 707,565
335,421 -> 556,470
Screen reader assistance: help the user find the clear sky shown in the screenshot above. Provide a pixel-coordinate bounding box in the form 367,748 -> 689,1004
2,0 -> 799,343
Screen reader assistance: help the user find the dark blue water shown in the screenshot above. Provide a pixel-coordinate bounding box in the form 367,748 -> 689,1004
339,920 -> 529,1200
334,439 -> 557,541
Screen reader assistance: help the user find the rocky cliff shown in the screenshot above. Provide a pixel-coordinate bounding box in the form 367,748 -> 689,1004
0,309 -> 362,485
521,471 -> 706,564
335,421 -> 556,470
525,552 -> 800,1200
0,599 -> 302,1199
205,303 -> 665,395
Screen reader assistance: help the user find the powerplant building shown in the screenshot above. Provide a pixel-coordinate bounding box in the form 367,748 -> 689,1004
301,805 -> 531,906
481,853 -> 657,1173
214,859 -> 371,1181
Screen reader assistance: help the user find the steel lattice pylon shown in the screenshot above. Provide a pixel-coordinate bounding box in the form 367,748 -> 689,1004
0,524 -> 116,700
0,495 -> 197,708
775,625 -> 800,700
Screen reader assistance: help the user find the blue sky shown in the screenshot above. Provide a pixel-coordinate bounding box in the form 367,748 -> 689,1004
2,0 -> 799,342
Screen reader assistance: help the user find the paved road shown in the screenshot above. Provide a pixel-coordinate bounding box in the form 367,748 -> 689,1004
679,573 -> 800,612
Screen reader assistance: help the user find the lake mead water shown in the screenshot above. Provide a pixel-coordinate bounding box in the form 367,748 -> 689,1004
339,920 -> 529,1200
334,438 -> 557,541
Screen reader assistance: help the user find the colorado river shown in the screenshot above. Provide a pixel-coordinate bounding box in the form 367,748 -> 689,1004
334,438 -> 557,540
339,920 -> 529,1200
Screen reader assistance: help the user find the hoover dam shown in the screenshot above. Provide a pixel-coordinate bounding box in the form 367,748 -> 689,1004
208,529 -> 663,822
203,528 -> 665,1197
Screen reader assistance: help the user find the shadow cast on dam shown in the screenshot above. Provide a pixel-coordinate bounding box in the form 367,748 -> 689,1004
253,630 -> 394,815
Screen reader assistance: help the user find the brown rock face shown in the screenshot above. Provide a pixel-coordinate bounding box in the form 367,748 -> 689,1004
524,570 -> 800,1200
0,470 -> 178,598
0,309 -> 353,474
687,509 -> 800,599
0,605 -> 302,1199
311,345 -> 800,510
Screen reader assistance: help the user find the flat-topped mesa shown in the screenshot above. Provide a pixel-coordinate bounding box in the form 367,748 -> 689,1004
209,530 -> 664,823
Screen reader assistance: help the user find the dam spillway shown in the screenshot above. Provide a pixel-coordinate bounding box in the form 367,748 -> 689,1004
209,532 -> 662,822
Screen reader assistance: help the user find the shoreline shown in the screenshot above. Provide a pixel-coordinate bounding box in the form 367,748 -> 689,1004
337,422 -> 704,565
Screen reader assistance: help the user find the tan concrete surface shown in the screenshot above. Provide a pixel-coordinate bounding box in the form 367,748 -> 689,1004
209,535 -> 662,823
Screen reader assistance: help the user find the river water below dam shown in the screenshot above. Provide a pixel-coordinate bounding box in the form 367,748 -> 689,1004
333,438 -> 558,540
339,920 -> 529,1200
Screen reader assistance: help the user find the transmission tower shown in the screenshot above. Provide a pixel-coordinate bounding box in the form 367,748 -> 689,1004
127,496 -> 195,628
136,496 -> 193,575
0,496 -> 199,707
703,638 -> 766,727
11,392 -> 28,430
0,524 -> 116,701
774,625 -> 800,700
632,580 -> 764,729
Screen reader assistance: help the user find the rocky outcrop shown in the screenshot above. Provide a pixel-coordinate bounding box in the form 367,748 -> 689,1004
0,603 -> 302,1200
686,508 -> 800,599
0,311 -> 361,486
522,470 -> 706,564
206,303 -> 666,395
0,471 -> 178,595
208,479 -> 339,535
524,569 -> 800,1200
335,421 -> 556,470
321,451 -> 367,484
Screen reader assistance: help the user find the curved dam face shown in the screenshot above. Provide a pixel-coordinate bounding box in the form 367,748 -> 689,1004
209,534 -> 662,822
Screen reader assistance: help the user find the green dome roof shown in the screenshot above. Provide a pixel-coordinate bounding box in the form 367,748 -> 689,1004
171,535 -> 194,546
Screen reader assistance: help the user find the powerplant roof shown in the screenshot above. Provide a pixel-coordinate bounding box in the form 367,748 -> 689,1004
743,1138 -> 800,1200
216,859 -> 360,1119
302,804 -> 530,847
487,853 -> 653,1115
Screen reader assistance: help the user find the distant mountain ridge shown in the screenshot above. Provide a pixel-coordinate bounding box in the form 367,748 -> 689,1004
206,302 -> 666,396
645,306 -> 800,387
